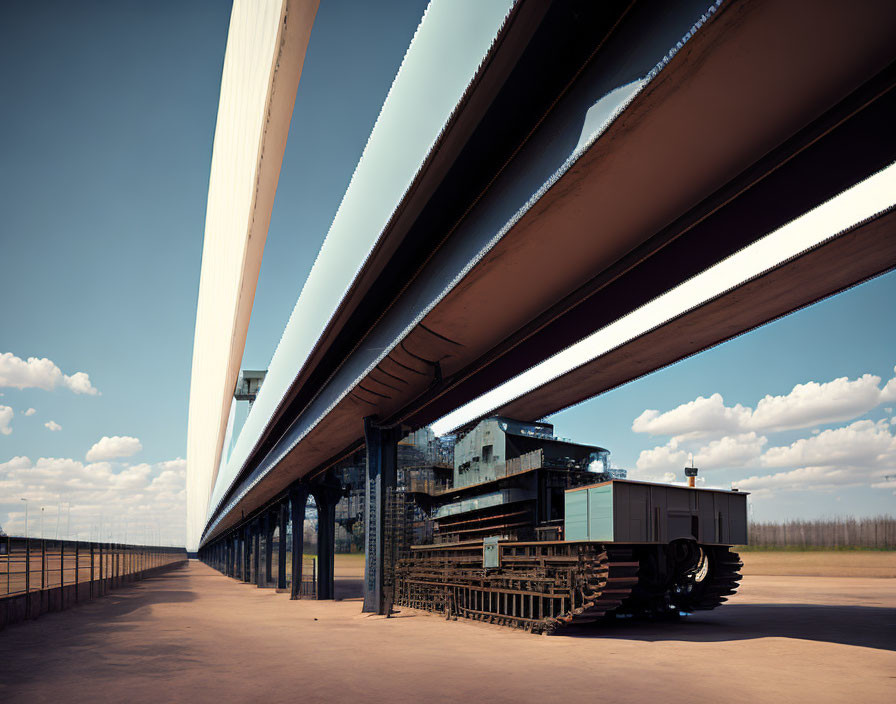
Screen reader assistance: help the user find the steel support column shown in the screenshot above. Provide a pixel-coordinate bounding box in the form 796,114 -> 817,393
277,501 -> 288,589
289,485 -> 309,600
264,510 -> 273,586
243,525 -> 251,582
311,480 -> 341,601
253,521 -> 262,587
363,417 -> 400,614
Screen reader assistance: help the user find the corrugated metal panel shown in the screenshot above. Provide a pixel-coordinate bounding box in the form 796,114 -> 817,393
564,489 -> 589,541
587,486 -> 614,542
566,480 -> 748,545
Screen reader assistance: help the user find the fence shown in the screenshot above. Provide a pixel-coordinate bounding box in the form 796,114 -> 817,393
748,517 -> 896,549
1,536 -> 187,628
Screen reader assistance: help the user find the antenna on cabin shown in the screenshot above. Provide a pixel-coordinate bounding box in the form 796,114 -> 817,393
684,455 -> 698,488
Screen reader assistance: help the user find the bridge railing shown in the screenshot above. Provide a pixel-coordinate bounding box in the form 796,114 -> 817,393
0,536 -> 186,599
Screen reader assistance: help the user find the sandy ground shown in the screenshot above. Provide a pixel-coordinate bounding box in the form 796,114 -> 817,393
0,560 -> 893,704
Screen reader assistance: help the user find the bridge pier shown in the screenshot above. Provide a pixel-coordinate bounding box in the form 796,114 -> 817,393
264,510 -> 273,586
363,418 -> 400,614
254,521 -> 263,587
277,501 -> 288,590
311,480 -> 342,601
242,526 -> 251,583
289,485 -> 309,599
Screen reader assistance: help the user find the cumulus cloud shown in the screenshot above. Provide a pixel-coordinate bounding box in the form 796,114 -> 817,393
44,420 -> 62,432
86,436 -> 142,462
24,408 -> 36,416
635,438 -> 688,473
0,406 -> 12,435
633,394 -> 750,438
635,432 -> 767,474
0,352 -> 99,395
0,455 -> 186,544
760,419 -> 895,468
694,432 -> 767,469
751,373 -> 894,432
633,367 -> 896,439
735,419 -> 896,494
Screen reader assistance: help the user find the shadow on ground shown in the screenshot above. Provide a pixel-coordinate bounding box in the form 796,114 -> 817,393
0,565 -> 199,692
556,603 -> 896,651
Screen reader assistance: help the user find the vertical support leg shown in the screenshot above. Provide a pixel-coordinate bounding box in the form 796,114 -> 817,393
312,483 -> 340,601
243,526 -> 251,583
363,417 -> 399,614
277,502 -> 287,590
253,522 -> 261,587
264,510 -> 273,585
289,485 -> 309,600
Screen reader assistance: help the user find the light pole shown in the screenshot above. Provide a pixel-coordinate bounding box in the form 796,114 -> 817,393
20,498 -> 28,538
40,507 -> 44,539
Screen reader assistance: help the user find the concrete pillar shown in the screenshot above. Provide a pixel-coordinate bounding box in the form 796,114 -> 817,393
312,482 -> 341,601
277,501 -> 288,589
363,418 -> 400,614
289,485 -> 309,600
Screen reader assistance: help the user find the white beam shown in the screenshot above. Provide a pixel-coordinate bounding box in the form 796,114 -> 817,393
431,162 -> 896,435
186,0 -> 319,551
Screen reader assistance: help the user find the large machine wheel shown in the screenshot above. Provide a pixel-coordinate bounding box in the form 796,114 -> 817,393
669,544 -> 743,612
673,545 -> 743,611
614,542 -> 744,618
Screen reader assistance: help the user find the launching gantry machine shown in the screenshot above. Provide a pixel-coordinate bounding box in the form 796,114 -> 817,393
396,418 -> 747,633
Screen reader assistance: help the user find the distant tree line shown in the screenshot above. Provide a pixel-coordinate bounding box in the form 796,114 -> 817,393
748,516 -> 896,549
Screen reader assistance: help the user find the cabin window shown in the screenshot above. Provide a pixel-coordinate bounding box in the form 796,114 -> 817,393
482,445 -> 493,462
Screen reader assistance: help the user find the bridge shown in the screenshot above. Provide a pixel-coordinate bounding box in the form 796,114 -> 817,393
187,0 -> 896,615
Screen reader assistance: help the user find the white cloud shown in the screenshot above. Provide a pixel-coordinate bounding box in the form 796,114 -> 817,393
635,438 -> 688,473
24,407 -> 36,416
735,419 -> 896,494
751,373 -> 891,432
760,419 -> 895,468
634,431 -> 767,475
0,352 -> 99,395
633,393 -> 750,438
0,455 -> 186,544
64,372 -> 99,395
633,367 -> 896,439
694,432 -> 767,469
0,406 -> 12,435
86,435 -> 142,462
44,420 -> 62,432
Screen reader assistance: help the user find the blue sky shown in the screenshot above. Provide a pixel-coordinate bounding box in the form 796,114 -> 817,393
0,0 -> 893,539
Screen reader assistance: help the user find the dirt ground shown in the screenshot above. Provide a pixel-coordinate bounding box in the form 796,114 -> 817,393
0,559 -> 893,704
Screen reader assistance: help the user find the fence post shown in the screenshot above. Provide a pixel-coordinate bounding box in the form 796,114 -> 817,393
60,541 -> 65,608
25,538 -> 31,619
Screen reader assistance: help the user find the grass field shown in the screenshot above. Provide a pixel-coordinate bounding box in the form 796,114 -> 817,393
738,549 -> 896,577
